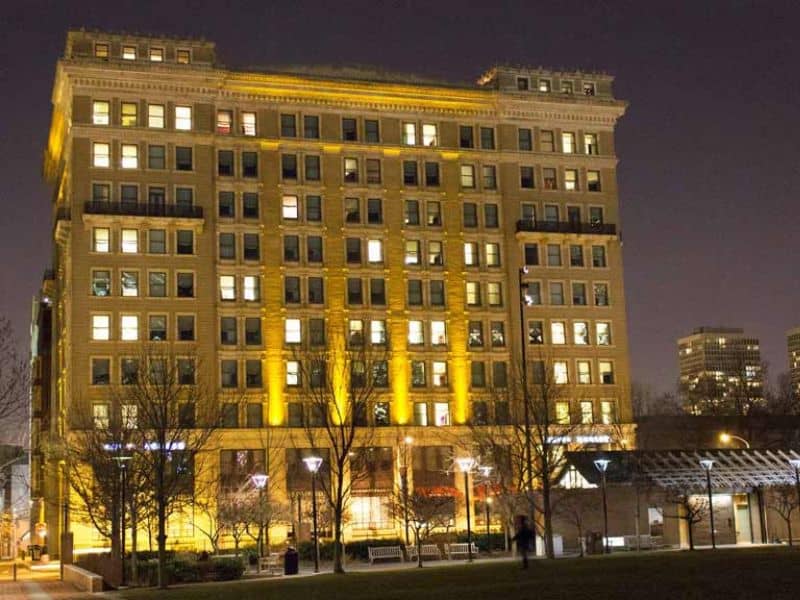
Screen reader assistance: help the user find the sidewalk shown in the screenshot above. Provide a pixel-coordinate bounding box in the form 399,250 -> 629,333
0,581 -> 85,600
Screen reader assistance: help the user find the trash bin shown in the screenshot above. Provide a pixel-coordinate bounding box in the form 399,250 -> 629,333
30,545 -> 41,561
584,532 -> 602,555
284,547 -> 299,575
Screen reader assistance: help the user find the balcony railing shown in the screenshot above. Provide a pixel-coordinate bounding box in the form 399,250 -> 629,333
84,201 -> 204,219
516,219 -> 616,235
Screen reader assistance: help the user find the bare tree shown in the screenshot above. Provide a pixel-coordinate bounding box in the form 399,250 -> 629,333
767,485 -> 799,545
0,317 -> 28,444
218,492 -> 258,557
553,488 -> 597,557
386,488 -> 455,567
664,489 -> 708,550
293,336 -> 385,573
766,372 -> 800,416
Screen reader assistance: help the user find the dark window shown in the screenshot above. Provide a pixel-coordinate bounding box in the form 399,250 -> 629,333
148,145 -> 166,169
288,404 -> 304,427
282,154 -> 298,179
366,159 -> 381,184
246,403 -> 263,428
345,198 -> 360,223
520,166 -> 535,189
308,277 -> 324,304
306,196 -> 322,221
480,127 -> 495,150
149,315 -> 167,341
220,317 -> 237,345
405,200 -> 420,225
243,233 -> 260,260
121,358 -> 139,385
424,162 -> 440,186
175,146 -> 192,171
484,204 -> 499,228
218,150 -> 234,176
303,115 -> 319,139
219,233 -> 235,259
221,403 -> 238,427
367,198 -> 382,224
347,278 -> 363,305
309,318 -> 325,346
245,317 -> 262,345
518,128 -> 533,151
246,360 -> 262,388
242,152 -> 258,178
218,191 -> 235,218
121,184 -> 138,206
429,280 -> 445,306
243,193 -> 259,218
91,358 -> 110,385
148,187 -> 165,208
365,119 -> 380,142
148,272 -> 165,297
175,187 -> 193,209
472,401 -> 488,424
178,359 -> 195,385
176,230 -> 193,255
471,362 -> 486,388
283,235 -> 299,262
463,203 -> 477,228
284,276 -> 301,304
459,125 -> 474,149
281,114 -> 297,137
176,272 -> 194,297
342,118 -> 358,141
517,77 -> 529,90
403,161 -> 418,186
305,155 -> 321,180
346,238 -> 361,263
493,362 -> 508,388
407,280 -> 423,306
307,236 -> 323,263
177,315 -> 195,341
370,279 -> 386,305
570,245 -> 584,267
524,244 -> 539,266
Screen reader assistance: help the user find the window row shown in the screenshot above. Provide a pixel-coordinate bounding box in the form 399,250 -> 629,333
519,166 -> 602,192
91,102 -> 192,129
92,142 -> 195,171
91,183 -> 197,207
515,128 -> 600,155
527,320 -> 613,346
523,243 -> 608,268
91,227 -> 195,255
90,356 -> 196,387
522,281 -> 610,307
91,269 -> 196,298
90,314 -> 196,342
519,203 -> 606,228
93,43 -> 191,64
554,399 -> 618,425
515,76 -> 597,98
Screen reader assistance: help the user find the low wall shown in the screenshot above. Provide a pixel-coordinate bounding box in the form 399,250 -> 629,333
63,564 -> 103,593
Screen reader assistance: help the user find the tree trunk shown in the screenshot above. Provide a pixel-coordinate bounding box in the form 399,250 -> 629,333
634,487 -> 641,551
788,520 -> 793,546
333,498 -> 345,574
541,478 -> 554,559
687,520 -> 694,551
131,495 -> 138,586
417,533 -> 423,568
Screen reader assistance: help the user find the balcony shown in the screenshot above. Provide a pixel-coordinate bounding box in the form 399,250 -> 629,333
84,201 -> 204,219
516,219 -> 616,236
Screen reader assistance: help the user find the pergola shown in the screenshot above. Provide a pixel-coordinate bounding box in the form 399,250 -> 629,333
566,449 -> 800,492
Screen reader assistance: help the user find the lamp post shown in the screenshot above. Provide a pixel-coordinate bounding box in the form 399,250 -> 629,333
400,436 -> 413,546
789,458 -> 800,519
518,266 -> 537,556
719,432 -> 750,449
480,466 -> 493,554
593,459 -> 610,554
251,473 -> 269,562
700,459 -> 716,549
108,446 -> 132,585
455,457 -> 476,562
303,456 -> 323,573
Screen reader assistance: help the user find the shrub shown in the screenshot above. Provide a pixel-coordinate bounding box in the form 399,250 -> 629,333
168,559 -> 204,583
296,540 -> 336,561
456,532 -> 508,552
346,538 -> 404,561
211,557 -> 245,581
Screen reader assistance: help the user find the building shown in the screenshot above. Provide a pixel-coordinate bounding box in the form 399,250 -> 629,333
34,29 -> 633,554
787,327 -> 800,400
678,327 -> 763,415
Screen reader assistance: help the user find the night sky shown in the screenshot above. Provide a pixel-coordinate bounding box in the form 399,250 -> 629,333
2,0 -> 798,394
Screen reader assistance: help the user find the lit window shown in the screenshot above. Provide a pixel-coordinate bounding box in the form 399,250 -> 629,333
587,170 -> 602,192
405,240 -> 420,265
464,242 -> 479,266
93,142 -> 110,167
434,401 -> 450,425
577,361 -> 592,384
601,401 -> 616,424
93,228 -> 110,253
175,105 -> 192,130
285,319 -> 301,344
551,322 -> 566,345
584,133 -> 598,155
594,283 -> 609,306
149,47 -> 164,62
370,320 -> 386,345
599,361 -> 615,384
219,275 -> 236,300
148,104 -> 165,128
176,49 -> 191,64
592,246 -> 607,268
583,82 -> 596,96
92,101 -> 109,125
538,78 -> 551,92
432,362 -> 448,388
486,243 -> 500,266
431,321 -> 447,345
122,45 -> 137,60
466,282 -> 481,306
422,123 -> 438,146
121,102 -> 137,127
122,405 -> 138,429
286,361 -> 300,387
243,276 -> 260,301
92,315 -> 110,340
597,322 -> 612,346
93,404 -> 110,429
554,361 -> 569,384
556,402 -> 570,424
121,271 -> 139,297
94,43 -> 109,59
282,195 -> 299,220
428,241 -> 443,266
574,322 -> 589,345
367,240 -> 383,263
343,158 -> 359,183
121,229 -> 138,253
460,165 -> 475,188
562,81 -> 574,94
408,321 -> 424,345
562,132 -> 575,154
120,315 -> 139,341
121,144 -> 138,169
402,122 -> 417,145
241,112 -> 257,136
564,169 -> 578,191
487,282 -> 502,306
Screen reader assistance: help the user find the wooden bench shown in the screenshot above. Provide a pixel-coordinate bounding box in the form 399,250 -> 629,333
258,553 -> 282,575
445,542 -> 479,560
406,544 -> 442,561
368,545 -> 404,564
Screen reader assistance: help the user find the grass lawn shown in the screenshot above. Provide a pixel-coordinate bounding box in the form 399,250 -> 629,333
116,547 -> 800,600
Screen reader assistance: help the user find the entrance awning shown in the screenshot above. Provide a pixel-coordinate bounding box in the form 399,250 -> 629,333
565,448 -> 800,492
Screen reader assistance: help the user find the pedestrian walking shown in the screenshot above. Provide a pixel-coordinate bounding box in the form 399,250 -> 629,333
512,515 -> 534,569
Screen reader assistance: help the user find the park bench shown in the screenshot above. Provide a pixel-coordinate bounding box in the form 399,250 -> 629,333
368,545 -> 405,564
406,544 -> 442,561
622,535 -> 655,551
259,553 -> 282,575
445,542 -> 479,560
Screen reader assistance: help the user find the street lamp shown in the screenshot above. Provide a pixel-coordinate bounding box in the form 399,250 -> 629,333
106,445 -> 133,585
303,456 -> 323,573
517,266 -> 537,556
400,436 -> 413,546
719,432 -> 750,449
251,473 -> 269,562
455,457 -> 476,562
479,465 -> 493,554
789,458 -> 800,519
700,459 -> 716,549
593,459 -> 610,554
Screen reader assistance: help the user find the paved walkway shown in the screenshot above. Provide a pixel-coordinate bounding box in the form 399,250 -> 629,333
0,581 -> 86,600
